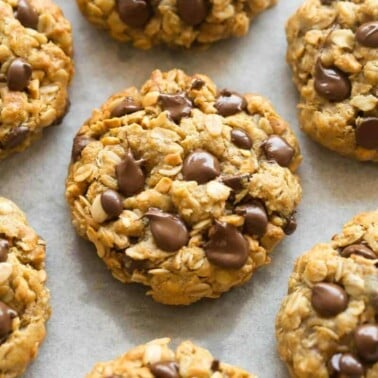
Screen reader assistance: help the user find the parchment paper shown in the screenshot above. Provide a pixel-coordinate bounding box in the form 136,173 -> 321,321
2,1 -> 378,376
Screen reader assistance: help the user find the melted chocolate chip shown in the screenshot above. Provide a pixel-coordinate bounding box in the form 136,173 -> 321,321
71,135 -> 94,162
15,0 -> 39,29
191,78 -> 205,90
182,151 -> 220,184
116,151 -> 145,197
0,301 -> 17,341
236,201 -> 268,237
159,93 -> 192,123
214,91 -> 246,117
314,61 -> 351,102
231,129 -> 252,149
7,58 -> 32,91
311,282 -> 348,317
341,244 -> 376,260
116,0 -> 152,28
150,361 -> 179,378
355,324 -> 378,362
101,190 -> 123,219
3,126 -> 29,149
356,21 -> 378,48
177,0 -> 208,26
284,215 -> 297,235
355,117 -> 378,150
262,135 -> 294,167
110,97 -> 143,118
0,239 -> 9,262
145,208 -> 189,252
205,221 -> 249,269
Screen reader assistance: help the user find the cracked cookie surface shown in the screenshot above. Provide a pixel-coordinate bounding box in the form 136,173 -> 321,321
286,0 -> 378,162
0,197 -> 50,378
86,338 -> 255,378
65,69 -> 302,305
276,210 -> 378,378
76,0 -> 276,49
0,0 -> 74,160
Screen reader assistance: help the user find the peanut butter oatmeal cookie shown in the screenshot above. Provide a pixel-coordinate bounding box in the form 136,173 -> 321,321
276,210 -> 378,378
0,0 -> 74,160
65,69 -> 302,305
286,0 -> 378,162
76,0 -> 276,49
0,197 -> 50,377
86,338 -> 255,378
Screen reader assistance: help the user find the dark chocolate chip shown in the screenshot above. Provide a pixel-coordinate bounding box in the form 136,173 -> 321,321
236,201 -> 268,237
355,117 -> 378,150
15,0 -> 39,29
159,93 -> 192,123
231,129 -> 252,149
341,244 -> 376,260
0,301 -> 17,341
2,126 -> 29,149
0,239 -> 9,263
177,0 -> 208,26
71,135 -> 94,162
191,78 -> 205,90
355,324 -> 378,362
314,60 -> 351,102
221,175 -> 246,191
145,208 -> 189,252
214,91 -> 246,117
328,353 -> 342,374
339,353 -> 364,376
116,0 -> 152,28
311,282 -> 348,317
7,58 -> 32,92
356,21 -> 378,48
284,215 -> 297,235
320,0 -> 334,4
182,150 -> 220,184
205,221 -> 249,269
110,97 -> 143,118
101,190 -> 123,219
211,360 -> 220,372
262,135 -> 294,167
150,361 -> 179,378
116,151 -> 145,197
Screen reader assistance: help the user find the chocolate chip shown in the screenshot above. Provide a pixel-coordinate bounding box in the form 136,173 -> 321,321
284,215 -> 297,235
355,324 -> 378,362
2,126 -> 29,149
159,93 -> 192,123
0,301 -> 17,341
320,0 -> 334,4
7,58 -> 32,91
100,190 -> 123,219
182,150 -> 220,184
231,129 -> 252,149
211,360 -> 220,372
311,282 -> 348,317
214,91 -> 246,117
191,78 -> 205,90
116,151 -> 145,197
177,0 -> 208,26
145,208 -> 189,252
150,361 -> 179,378
314,60 -> 351,102
71,135 -> 94,162
0,239 -> 9,263
339,354 -> 364,376
110,97 -> 143,118
356,21 -> 378,48
355,117 -> 378,150
15,0 -> 39,29
116,0 -> 152,28
341,244 -> 376,260
236,201 -> 268,237
205,221 -> 249,269
262,135 -> 294,167
221,175 -> 247,191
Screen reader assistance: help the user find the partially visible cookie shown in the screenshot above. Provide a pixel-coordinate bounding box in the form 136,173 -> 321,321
276,211 -> 378,378
86,338 -> 255,378
286,0 -> 378,162
76,0 -> 276,49
0,197 -> 50,377
0,0 -> 74,160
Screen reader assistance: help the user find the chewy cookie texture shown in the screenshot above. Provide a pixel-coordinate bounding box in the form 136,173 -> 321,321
0,0 -> 73,160
65,69 -> 302,305
286,0 -> 378,162
0,197 -> 50,378
276,211 -> 378,378
76,0 -> 276,49
86,338 -> 255,378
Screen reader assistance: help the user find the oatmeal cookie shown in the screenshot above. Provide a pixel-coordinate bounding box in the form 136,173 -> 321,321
276,210 -> 378,378
286,0 -> 378,162
76,0 -> 276,49
0,0 -> 74,160
65,69 -> 302,305
0,197 -> 50,377
86,338 -> 255,378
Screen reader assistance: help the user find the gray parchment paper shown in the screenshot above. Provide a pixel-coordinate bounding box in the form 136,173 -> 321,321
2,1 -> 378,377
